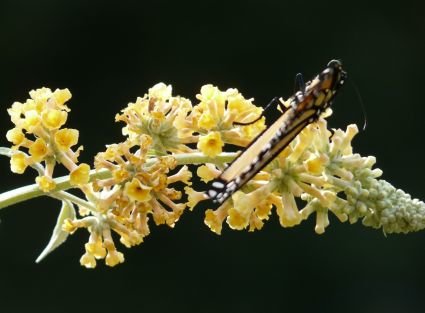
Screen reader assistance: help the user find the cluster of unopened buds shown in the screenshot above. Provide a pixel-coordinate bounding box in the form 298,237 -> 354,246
1,83 -> 424,268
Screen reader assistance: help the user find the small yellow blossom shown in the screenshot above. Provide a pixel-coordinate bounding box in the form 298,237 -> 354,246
249,214 -> 264,231
52,88 -> 72,107
105,250 -> 125,267
227,207 -> 251,230
6,127 -> 25,146
226,89 -> 262,124
197,85 -> 226,117
204,204 -> 230,235
198,112 -> 217,130
271,193 -> 302,227
54,128 -> 79,151
7,102 -> 24,125
197,131 -> 224,157
10,152 -> 28,174
255,199 -> 273,220
23,110 -> 41,131
29,138 -> 49,162
119,229 -> 145,248
315,208 -> 330,235
36,175 -> 56,192
112,168 -> 130,183
197,164 -> 220,183
62,218 -> 79,234
29,87 -> 52,106
239,118 -> 266,140
85,240 -> 107,259
70,163 -> 90,185
80,252 -> 97,269
116,83 -> 190,153
41,108 -> 67,130
148,82 -> 172,101
305,154 -> 328,174
185,186 -> 207,210
167,165 -> 192,185
124,178 -> 152,202
227,184 -> 276,230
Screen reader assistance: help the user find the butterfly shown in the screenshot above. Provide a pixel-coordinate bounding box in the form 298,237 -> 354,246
206,59 -> 347,204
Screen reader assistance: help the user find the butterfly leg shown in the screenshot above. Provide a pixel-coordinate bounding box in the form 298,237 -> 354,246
294,73 -> 306,95
233,96 -> 287,125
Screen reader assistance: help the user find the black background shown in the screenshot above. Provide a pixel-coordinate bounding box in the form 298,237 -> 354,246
1,1 -> 425,312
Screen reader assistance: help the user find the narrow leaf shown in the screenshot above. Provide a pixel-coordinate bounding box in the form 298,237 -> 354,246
35,199 -> 76,263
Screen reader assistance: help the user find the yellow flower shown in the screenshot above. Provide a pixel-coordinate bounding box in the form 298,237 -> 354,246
227,185 -> 275,230
227,207 -> 251,230
271,193 -> 302,227
197,131 -> 224,157
255,200 -> 273,220
54,128 -> 79,151
112,168 -> 130,183
116,84 -> 188,152
36,175 -> 56,192
315,209 -> 330,235
80,252 -> 97,269
23,110 -> 41,131
239,118 -> 266,141
198,112 -> 217,130
124,178 -> 152,202
167,165 -> 192,185
85,241 -> 107,259
148,82 -> 172,101
184,186 -> 207,210
305,154 -> 328,174
41,108 -> 67,130
6,127 -> 25,146
29,87 -> 52,105
10,152 -> 27,174
226,89 -> 261,124
7,102 -> 24,125
70,163 -> 90,185
204,205 -> 229,235
227,92 -> 248,112
103,238 -> 125,267
62,218 -> 78,234
197,164 -> 219,183
196,163 -> 221,183
105,250 -> 125,267
197,85 -> 226,117
29,138 -> 49,162
151,111 -> 165,121
52,88 -> 72,107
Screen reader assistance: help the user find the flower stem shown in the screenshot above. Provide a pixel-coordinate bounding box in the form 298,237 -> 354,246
0,170 -> 110,210
50,191 -> 97,212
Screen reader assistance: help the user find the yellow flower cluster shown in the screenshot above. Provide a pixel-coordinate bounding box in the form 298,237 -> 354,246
64,134 -> 195,268
4,83 -> 267,268
116,83 -> 266,157
189,85 -> 266,157
4,82 -> 425,268
202,117 -> 425,235
116,83 -> 192,154
6,87 -> 87,191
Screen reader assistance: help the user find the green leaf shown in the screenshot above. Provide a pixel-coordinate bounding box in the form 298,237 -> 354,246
35,199 -> 76,263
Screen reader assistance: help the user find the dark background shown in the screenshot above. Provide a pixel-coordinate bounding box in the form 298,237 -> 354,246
1,1 -> 424,312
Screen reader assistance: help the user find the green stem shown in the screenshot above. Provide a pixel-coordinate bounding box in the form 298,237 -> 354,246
50,191 -> 97,212
0,170 -> 110,210
0,148 -> 237,210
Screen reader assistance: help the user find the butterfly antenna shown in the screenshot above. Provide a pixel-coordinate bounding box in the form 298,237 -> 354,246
349,79 -> 367,131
